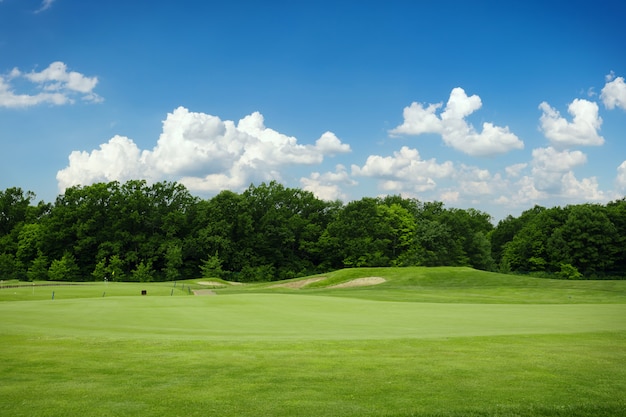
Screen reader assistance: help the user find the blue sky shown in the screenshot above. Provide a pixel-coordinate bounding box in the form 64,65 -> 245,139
1,0 -> 625,221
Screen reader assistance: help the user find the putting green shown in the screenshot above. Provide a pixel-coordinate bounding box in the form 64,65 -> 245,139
2,294 -> 624,341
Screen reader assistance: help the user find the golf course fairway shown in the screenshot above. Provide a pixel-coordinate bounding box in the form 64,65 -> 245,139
1,267 -> 625,416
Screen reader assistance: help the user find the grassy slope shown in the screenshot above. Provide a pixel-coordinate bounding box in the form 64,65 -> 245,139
223,267 -> 626,304
1,267 -> 625,416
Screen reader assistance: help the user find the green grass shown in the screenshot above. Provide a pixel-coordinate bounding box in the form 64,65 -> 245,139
0,280 -> 195,301
253,267 -> 626,304
1,267 -> 625,416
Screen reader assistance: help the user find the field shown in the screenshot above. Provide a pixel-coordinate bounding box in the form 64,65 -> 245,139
1,267 -> 625,416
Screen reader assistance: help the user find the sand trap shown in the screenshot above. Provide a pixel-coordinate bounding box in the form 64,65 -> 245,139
193,289 -> 216,296
269,277 -> 326,289
327,277 -> 386,288
197,281 -> 227,286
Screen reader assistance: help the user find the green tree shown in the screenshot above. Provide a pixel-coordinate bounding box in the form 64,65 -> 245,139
131,261 -> 154,283
200,251 -> 224,279
548,204 -> 618,276
414,220 -> 454,266
26,252 -> 48,281
16,223 -> 45,279
606,198 -> 626,275
0,187 -> 35,236
92,258 -> 107,281
162,242 -> 183,281
556,263 -> 583,280
0,253 -> 18,280
107,255 -> 125,281
324,197 -> 392,268
489,214 -> 525,269
48,252 -> 80,281
501,206 -> 568,273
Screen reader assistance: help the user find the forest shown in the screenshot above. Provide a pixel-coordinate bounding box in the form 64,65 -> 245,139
1,180 -> 625,282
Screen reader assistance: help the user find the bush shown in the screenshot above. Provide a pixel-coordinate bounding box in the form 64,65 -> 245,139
556,263 -> 583,280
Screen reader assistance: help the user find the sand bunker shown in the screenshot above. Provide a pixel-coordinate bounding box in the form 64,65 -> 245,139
197,281 -> 227,286
270,277 -> 326,289
327,277 -> 386,288
193,289 -> 216,296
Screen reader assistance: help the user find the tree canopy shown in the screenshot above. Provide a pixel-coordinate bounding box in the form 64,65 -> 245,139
1,181 -> 624,282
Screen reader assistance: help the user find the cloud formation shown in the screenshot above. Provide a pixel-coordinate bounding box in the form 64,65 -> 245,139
538,99 -> 604,148
35,0 -> 55,13
601,73 -> 626,111
300,165 -> 356,201
617,161 -> 626,191
390,87 -> 524,156
0,62 -> 101,108
351,146 -> 454,193
57,107 -> 351,196
531,146 -> 587,192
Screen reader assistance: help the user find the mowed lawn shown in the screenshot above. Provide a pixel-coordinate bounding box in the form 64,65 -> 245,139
1,268 -> 625,416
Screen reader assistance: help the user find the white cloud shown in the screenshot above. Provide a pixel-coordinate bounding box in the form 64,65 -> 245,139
389,102 -> 443,136
560,172 -> 604,200
57,107 -> 350,194
538,99 -> 604,148
617,161 -> 626,191
454,165 -> 500,197
0,62 -> 101,108
56,136 -> 145,189
351,146 -> 454,193
532,147 -> 587,173
390,87 -> 524,157
26,62 -> 97,94
300,165 -> 356,201
600,73 -> 626,111
314,131 -> 352,156
505,175 -> 547,206
439,191 -> 459,203
0,76 -> 68,107
35,0 -> 55,13
531,146 -> 587,192
505,163 -> 527,178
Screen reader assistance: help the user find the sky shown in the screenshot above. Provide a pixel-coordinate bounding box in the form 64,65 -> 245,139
1,0 -> 625,222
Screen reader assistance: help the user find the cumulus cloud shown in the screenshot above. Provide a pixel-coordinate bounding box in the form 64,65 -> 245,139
389,102 -> 443,136
56,136 -> 145,189
531,146 -> 587,192
351,146 -> 454,193
390,87 -> 524,157
505,163 -> 527,178
455,165 -> 502,198
314,132 -> 352,156
57,107 -> 351,194
300,165 -> 356,201
601,72 -> 626,111
538,99 -> 604,148
0,62 -> 101,108
560,172 -> 604,200
493,146 -> 608,210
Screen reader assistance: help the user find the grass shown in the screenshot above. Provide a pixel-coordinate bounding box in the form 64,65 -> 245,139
1,267 -> 625,416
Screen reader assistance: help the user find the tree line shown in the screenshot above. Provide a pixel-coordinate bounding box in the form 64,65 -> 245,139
0,180 -> 624,282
